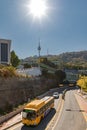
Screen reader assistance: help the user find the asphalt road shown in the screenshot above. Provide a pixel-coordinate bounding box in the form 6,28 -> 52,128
7,88 -> 87,130
54,89 -> 87,130
7,98 -> 59,130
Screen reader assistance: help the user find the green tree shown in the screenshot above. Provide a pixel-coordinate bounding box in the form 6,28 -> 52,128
11,50 -> 20,67
41,69 -> 48,76
24,63 -> 31,68
55,70 -> 66,83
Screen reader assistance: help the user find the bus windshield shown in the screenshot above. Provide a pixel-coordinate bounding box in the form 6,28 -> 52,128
22,109 -> 36,120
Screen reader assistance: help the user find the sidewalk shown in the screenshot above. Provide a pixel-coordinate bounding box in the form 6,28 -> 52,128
0,113 -> 22,130
75,92 -> 87,122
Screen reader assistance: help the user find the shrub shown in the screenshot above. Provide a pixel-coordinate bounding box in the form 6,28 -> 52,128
0,108 -> 4,115
0,66 -> 17,78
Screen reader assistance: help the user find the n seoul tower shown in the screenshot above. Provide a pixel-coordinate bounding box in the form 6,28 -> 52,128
37,39 -> 41,58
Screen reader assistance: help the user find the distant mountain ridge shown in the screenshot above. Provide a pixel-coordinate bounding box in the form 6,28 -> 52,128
57,50 -> 87,62
21,50 -> 87,68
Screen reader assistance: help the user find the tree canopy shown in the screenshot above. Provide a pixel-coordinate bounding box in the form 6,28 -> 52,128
55,70 -> 66,83
11,50 -> 20,67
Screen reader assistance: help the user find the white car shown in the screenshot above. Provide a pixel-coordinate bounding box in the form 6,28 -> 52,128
53,92 -> 59,98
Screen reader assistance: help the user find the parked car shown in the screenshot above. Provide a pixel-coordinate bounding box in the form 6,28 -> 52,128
53,92 -> 59,98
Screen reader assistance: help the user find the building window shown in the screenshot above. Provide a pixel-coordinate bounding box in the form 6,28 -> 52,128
1,43 -> 8,62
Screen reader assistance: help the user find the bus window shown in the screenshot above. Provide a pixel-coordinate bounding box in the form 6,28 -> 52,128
22,109 -> 36,120
22,111 -> 27,118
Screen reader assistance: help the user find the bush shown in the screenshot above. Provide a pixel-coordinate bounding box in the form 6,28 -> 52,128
4,102 -> 13,113
0,66 -> 17,78
0,108 -> 5,115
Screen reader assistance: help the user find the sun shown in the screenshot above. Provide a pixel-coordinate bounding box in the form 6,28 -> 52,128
28,0 -> 48,19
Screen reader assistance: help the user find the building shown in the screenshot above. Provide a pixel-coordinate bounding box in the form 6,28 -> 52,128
0,39 -> 11,65
65,69 -> 79,83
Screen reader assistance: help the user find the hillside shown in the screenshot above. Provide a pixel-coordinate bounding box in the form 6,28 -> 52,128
21,50 -> 87,69
47,51 -> 87,68
57,51 -> 87,63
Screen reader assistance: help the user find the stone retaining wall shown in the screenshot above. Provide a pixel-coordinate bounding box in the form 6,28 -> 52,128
0,77 -> 57,112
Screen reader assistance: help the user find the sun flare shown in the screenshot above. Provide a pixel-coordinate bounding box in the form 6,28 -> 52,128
28,0 -> 48,19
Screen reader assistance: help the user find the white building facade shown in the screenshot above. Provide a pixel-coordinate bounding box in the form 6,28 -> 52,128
0,39 -> 11,64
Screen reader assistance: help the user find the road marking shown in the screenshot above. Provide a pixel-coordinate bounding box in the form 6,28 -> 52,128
74,93 -> 87,122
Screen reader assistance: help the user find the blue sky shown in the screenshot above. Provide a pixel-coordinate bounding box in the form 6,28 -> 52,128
0,0 -> 87,59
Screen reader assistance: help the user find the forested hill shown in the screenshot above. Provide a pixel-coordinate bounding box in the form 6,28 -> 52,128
21,50 -> 87,69
47,50 -> 87,65
56,50 -> 87,62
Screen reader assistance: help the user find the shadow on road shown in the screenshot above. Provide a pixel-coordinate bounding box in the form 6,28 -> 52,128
21,108 -> 56,130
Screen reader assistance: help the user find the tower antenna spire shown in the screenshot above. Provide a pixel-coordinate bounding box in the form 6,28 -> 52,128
37,39 -> 41,58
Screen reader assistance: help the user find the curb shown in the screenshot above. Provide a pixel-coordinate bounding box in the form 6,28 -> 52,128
0,106 -> 25,125
75,91 -> 87,103
2,120 -> 22,130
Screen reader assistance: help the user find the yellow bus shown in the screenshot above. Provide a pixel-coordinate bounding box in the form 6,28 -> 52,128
22,96 -> 54,126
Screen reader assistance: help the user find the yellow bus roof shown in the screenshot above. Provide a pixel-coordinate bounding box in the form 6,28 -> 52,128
25,96 -> 54,110
25,99 -> 45,110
